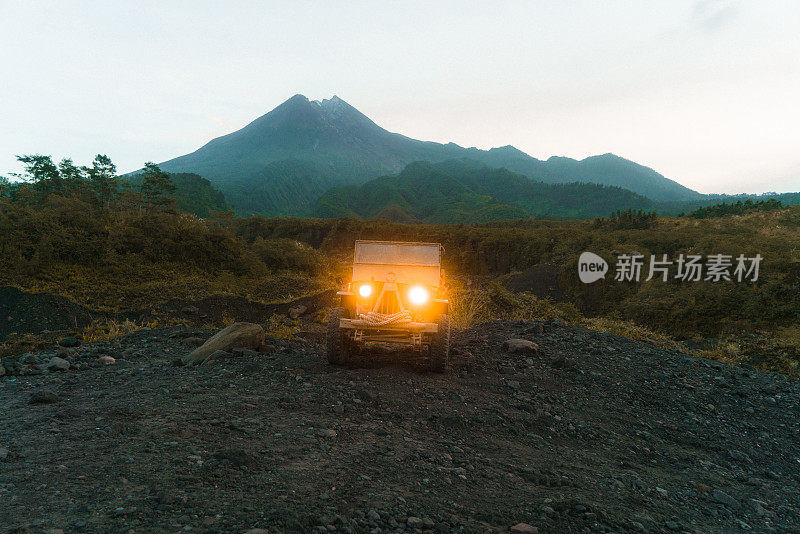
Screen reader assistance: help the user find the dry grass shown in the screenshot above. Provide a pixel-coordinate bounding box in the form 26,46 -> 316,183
2,261 -> 331,313
264,315 -> 299,339
82,318 -> 164,342
448,280 -> 581,329
582,316 -> 686,352
448,285 -> 490,329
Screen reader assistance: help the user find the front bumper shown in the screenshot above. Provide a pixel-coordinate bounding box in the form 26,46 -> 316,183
339,318 -> 438,333
339,318 -> 439,347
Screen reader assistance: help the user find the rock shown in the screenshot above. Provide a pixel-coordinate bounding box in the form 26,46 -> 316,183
0,447 -> 8,459
212,448 -> 257,467
507,380 -> 520,390
712,489 -> 739,508
502,339 -> 540,354
183,337 -> 205,346
748,499 -> 768,516
45,356 -> 70,371
58,336 -> 81,348
367,510 -> 380,521
22,364 -> 43,375
30,389 -> 59,404
56,348 -> 74,359
693,482 -> 711,493
204,349 -> 233,363
406,517 -> 423,529
318,429 -> 337,438
551,355 -> 574,369
510,523 -> 538,534
729,450 -> 752,463
98,355 -> 116,365
244,529 -> 268,534
288,304 -> 307,319
183,322 -> 265,365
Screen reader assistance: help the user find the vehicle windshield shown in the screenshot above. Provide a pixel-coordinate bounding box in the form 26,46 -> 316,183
355,242 -> 440,266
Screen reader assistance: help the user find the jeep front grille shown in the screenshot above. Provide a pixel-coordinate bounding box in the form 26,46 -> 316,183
376,289 -> 401,315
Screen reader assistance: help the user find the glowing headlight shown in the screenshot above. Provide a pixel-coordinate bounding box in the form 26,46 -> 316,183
358,284 -> 373,297
408,285 -> 429,306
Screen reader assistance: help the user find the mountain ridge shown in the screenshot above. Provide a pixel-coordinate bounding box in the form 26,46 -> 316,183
154,94 -> 703,215
312,159 -> 657,223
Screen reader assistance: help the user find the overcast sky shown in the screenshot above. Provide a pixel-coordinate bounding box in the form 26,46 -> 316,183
1,0 -> 799,193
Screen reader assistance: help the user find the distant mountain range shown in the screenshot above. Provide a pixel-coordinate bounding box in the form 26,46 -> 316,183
313,159 -> 657,223
154,94 -> 703,217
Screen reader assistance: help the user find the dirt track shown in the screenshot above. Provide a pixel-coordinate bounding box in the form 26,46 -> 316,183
1,320 -> 798,533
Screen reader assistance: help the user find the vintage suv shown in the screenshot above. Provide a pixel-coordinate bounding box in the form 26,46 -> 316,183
327,240 -> 450,371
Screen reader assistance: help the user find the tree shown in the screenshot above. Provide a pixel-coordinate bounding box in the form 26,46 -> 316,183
14,154 -> 61,195
84,154 -> 118,207
57,158 -> 87,189
0,176 -> 14,206
140,162 -> 176,211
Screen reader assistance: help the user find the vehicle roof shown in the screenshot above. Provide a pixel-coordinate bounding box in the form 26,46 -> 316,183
354,240 -> 442,247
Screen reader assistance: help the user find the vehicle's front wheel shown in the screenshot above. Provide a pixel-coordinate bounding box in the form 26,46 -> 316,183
326,307 -> 349,365
427,314 -> 451,372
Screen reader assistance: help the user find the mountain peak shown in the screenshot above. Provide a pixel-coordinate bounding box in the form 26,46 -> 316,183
156,94 -> 702,215
489,145 -> 529,158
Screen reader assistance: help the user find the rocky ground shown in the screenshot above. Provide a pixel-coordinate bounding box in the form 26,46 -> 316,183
1,319 -> 799,533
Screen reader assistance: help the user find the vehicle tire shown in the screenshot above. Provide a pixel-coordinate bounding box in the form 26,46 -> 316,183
326,307 -> 348,365
427,314 -> 450,372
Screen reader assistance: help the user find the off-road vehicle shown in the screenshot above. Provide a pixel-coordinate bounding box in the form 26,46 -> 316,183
327,240 -> 450,371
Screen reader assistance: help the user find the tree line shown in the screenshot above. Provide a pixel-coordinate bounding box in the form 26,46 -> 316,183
2,154 -> 176,213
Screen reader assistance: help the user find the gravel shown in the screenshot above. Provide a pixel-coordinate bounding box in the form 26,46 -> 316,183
1,320 -> 798,532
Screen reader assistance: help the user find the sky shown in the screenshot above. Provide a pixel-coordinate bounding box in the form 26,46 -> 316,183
1,0 -> 799,194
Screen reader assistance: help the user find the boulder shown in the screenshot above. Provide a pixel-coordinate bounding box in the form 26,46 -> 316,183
511,524 -> 538,534
45,356 -> 70,371
212,448 -> 257,467
183,322 -> 265,366
30,389 -> 59,404
288,304 -> 307,319
98,355 -> 116,365
204,349 -> 233,363
58,336 -> 81,348
713,489 -> 739,509
502,339 -> 540,354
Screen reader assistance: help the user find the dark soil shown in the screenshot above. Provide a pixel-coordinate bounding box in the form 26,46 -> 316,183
0,287 -> 96,342
145,290 -> 338,326
1,320 -> 798,533
0,286 -> 338,345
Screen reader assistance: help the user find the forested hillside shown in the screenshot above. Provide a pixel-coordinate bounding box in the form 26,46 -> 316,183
313,159 -> 656,222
